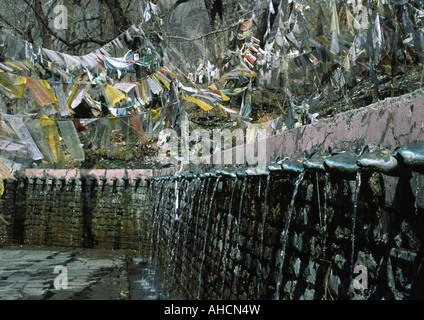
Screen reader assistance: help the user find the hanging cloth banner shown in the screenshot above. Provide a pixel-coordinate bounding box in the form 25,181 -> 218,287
208,85 -> 230,101
70,85 -> 91,109
24,117 -> 57,163
23,77 -> 55,106
140,77 -> 149,104
50,82 -> 72,117
240,82 -> 252,118
39,79 -> 58,106
146,75 -> 163,94
105,83 -> 126,105
93,117 -> 112,150
119,116 -> 138,149
183,95 -> 214,111
129,114 -> 148,147
39,115 -> 61,163
67,84 -> 80,109
0,115 -> 4,138
0,73 -> 27,99
113,82 -> 138,93
2,115 -> 43,161
154,72 -> 171,90
57,119 -> 85,162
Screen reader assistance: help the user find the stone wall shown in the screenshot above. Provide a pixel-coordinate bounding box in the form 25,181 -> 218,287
0,174 -> 152,254
151,169 -> 424,300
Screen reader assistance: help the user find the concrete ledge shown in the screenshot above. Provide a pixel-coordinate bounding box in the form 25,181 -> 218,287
265,88 -> 424,162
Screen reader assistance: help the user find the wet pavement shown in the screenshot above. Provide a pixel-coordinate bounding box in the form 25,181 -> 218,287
128,257 -> 180,300
0,245 -> 178,300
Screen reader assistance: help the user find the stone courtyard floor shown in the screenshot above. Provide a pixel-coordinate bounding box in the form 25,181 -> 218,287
0,245 -> 178,300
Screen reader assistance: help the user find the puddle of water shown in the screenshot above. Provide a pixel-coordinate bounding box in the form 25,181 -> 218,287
128,258 -> 181,300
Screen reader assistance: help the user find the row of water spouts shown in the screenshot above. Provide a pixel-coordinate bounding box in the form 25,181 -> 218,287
146,141 -> 424,299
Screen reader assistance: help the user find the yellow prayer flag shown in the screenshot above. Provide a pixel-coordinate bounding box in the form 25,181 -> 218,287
154,72 -> 170,90
39,79 -> 59,106
0,73 -> 27,99
24,60 -> 36,71
67,84 -> 80,109
217,104 -> 227,117
151,108 -> 161,120
105,84 -> 125,105
331,2 -> 340,35
39,115 -> 61,163
184,95 -> 214,112
5,61 -> 23,71
208,85 -> 230,101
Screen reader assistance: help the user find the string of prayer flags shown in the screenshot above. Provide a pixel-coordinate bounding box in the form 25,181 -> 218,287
244,33 -> 261,69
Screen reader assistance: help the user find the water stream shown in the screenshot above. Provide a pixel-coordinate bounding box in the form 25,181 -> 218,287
231,176 -> 248,295
180,177 -> 201,280
70,180 -> 79,247
322,172 -> 330,260
220,177 -> 237,299
256,174 -> 271,299
273,172 -> 305,300
349,169 -> 362,293
197,176 -> 221,299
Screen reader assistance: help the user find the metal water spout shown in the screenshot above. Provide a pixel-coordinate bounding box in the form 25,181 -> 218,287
39,176 -> 47,191
133,177 -> 142,192
122,176 -> 130,189
236,170 -> 247,178
69,177 -> 76,190
323,152 -> 359,180
30,176 -> 37,191
49,177 -> 56,192
267,163 -> 283,175
303,154 -> 329,172
111,177 -> 118,193
357,148 -> 399,176
58,176 -> 66,191
396,142 -> 424,174
245,167 -> 270,177
280,157 -> 305,174
99,176 -> 107,192
221,169 -> 237,179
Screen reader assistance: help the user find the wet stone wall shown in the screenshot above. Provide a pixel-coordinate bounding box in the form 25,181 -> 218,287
150,169 -> 424,300
1,165 -> 424,300
0,177 -> 152,254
